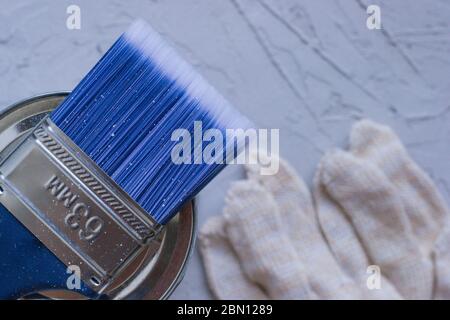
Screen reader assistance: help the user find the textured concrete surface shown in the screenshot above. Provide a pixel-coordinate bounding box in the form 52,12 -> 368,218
1,0 -> 449,299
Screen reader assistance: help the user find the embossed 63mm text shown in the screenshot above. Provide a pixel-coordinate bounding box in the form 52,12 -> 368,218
45,175 -> 104,241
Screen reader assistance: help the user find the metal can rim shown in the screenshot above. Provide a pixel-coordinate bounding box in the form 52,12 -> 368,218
0,92 -> 197,300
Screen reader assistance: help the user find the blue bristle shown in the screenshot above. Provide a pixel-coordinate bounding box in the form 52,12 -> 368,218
51,20 -> 252,224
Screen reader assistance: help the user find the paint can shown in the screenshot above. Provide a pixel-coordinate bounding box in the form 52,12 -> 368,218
0,92 -> 196,300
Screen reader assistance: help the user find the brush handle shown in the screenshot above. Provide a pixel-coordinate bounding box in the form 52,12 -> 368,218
0,203 -> 98,299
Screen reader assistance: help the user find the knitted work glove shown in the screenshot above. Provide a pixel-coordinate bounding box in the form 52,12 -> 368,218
342,120 -> 450,299
200,157 -> 365,299
199,120 -> 449,299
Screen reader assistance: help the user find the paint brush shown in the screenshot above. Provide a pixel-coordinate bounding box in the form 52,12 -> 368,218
0,20 -> 252,298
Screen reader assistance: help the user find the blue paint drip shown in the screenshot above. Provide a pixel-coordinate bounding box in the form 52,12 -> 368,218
51,20 -> 252,224
0,203 -> 98,299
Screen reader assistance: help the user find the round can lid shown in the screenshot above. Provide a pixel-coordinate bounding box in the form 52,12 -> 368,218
0,93 -> 196,300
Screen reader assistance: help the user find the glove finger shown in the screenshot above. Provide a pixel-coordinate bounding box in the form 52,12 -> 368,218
246,155 -> 363,299
245,152 -> 315,219
350,119 -> 449,251
244,153 -> 324,254
223,180 -> 316,299
199,215 -> 268,300
320,150 -> 433,299
433,221 -> 450,299
313,162 -> 402,299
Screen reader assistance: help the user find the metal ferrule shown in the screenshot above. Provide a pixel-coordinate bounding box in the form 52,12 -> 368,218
0,117 -> 162,293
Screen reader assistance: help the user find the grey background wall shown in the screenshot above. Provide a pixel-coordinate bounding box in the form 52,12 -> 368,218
1,0 -> 449,299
